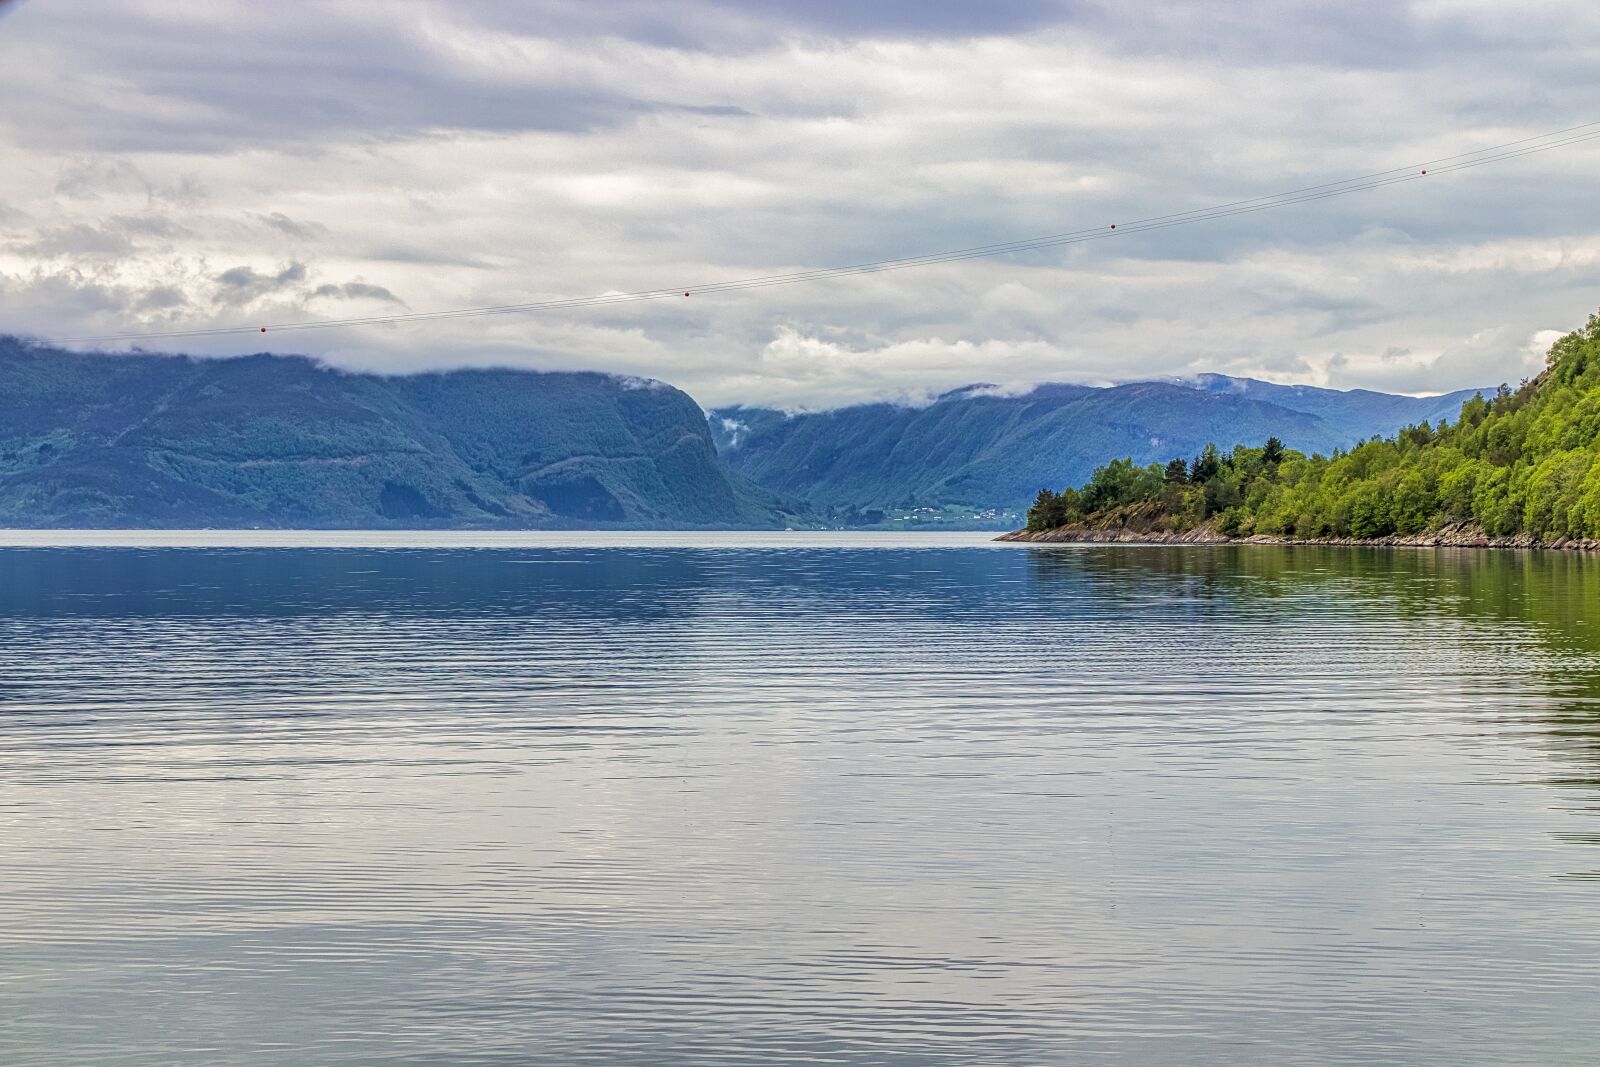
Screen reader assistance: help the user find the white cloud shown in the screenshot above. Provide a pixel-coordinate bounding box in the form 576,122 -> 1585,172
0,0 -> 1597,408
1323,324 -> 1553,393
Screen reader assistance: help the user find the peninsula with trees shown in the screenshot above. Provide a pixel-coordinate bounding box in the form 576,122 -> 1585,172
1003,310 -> 1600,550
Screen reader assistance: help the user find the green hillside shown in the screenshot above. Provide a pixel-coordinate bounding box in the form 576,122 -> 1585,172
1021,310 -> 1600,543
712,378 -> 1483,526
0,338 -> 795,529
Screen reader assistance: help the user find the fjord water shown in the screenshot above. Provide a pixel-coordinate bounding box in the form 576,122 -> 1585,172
3,534 -> 1599,1065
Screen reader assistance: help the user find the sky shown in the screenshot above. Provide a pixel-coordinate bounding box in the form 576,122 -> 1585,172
0,0 -> 1597,410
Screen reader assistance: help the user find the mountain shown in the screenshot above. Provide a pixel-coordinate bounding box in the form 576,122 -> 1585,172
1179,374 -> 1486,441
0,338 -> 794,529
710,376 -> 1486,524
1016,311 -> 1600,544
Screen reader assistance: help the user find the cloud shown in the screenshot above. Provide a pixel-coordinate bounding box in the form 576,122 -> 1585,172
53,158 -> 147,201
1323,324 -> 1554,394
18,224 -> 133,258
311,281 -> 402,303
947,382 -> 1047,401
0,1 -> 1596,408
135,285 -> 188,311
257,212 -> 328,239
110,214 -> 188,239
215,262 -> 308,302
705,326 -> 1084,411
716,415 -> 748,448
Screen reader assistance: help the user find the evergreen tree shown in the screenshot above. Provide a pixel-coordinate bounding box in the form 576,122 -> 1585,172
1027,488 -> 1060,531
1190,444 -> 1222,484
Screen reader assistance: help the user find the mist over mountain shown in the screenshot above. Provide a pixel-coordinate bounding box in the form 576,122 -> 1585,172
711,377 -> 1487,524
0,336 -> 1489,531
0,339 -> 793,529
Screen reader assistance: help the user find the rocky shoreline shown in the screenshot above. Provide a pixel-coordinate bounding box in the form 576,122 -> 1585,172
996,519 -> 1600,551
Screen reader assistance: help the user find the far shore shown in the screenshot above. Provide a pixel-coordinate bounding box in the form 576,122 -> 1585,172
997,520 -> 1600,552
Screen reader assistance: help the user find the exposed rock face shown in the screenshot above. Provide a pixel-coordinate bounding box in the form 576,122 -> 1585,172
998,525 -> 1231,545
998,520 -> 1600,550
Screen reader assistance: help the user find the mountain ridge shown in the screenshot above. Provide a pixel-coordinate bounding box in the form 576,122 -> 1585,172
711,375 -> 1487,524
0,338 -> 795,529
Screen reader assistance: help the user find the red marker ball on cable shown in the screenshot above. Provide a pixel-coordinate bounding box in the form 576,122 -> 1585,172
1110,223 -> 1116,229
683,291 -> 690,297
260,326 -> 267,332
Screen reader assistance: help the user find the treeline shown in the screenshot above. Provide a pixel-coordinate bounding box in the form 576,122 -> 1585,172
1027,309 -> 1600,541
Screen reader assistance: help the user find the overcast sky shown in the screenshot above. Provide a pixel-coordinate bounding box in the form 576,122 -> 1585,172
1,0 -> 1597,409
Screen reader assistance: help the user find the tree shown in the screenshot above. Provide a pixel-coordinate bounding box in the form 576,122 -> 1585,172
1400,422 -> 1434,450
1190,444 -> 1222,484
1011,307 -> 1600,544
1027,489 -> 1064,531
1027,487 -> 1083,530
1203,471 -> 1243,516
1459,391 -> 1491,428
1083,459 -> 1164,512
1345,481 -> 1394,538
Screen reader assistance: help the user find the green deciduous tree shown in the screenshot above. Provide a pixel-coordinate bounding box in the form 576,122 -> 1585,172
1022,308 -> 1600,542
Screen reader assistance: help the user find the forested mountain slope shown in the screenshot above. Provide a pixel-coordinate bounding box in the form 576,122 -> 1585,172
712,377 -> 1484,520
1019,311 -> 1600,544
0,338 -> 793,529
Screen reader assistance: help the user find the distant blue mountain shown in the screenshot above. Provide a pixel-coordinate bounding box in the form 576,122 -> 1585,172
0,338 -> 794,529
710,376 -> 1487,523
0,334 -> 1489,531
1176,374 -> 1487,442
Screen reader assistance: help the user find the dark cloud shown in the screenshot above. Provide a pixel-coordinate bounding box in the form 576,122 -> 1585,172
205,265 -> 402,311
215,262 -> 308,302
312,282 -> 401,303
2,6 -> 761,154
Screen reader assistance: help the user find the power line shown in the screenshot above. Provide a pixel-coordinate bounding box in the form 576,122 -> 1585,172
51,120 -> 1600,346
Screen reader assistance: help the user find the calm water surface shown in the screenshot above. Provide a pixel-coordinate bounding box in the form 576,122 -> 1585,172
3,532 -> 1599,1064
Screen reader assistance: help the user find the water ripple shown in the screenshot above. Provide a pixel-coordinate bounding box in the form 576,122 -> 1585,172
2,537 -> 1599,1065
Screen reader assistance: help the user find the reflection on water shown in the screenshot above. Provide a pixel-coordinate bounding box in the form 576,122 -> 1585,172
2,536 -> 1598,1065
